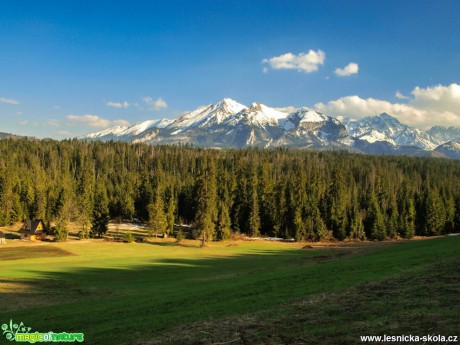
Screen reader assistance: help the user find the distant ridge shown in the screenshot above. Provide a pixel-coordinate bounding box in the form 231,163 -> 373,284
0,132 -> 21,139
79,98 -> 460,159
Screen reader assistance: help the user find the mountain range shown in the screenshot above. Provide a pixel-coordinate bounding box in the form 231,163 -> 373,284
81,98 -> 460,159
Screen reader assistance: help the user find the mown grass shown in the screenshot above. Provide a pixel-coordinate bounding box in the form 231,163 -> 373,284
155,257 -> 459,344
0,237 -> 458,345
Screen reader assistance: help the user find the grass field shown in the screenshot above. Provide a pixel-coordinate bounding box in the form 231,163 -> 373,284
0,236 -> 459,344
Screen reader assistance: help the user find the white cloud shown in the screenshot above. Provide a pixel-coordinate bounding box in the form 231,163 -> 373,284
143,97 -> 168,111
262,50 -> 325,73
410,83 -> 460,112
16,111 -> 22,115
19,120 -> 29,126
274,106 -> 299,114
107,101 -> 129,108
67,115 -> 110,128
315,96 -> 425,122
334,62 -> 359,77
0,97 -> 20,105
314,83 -> 460,129
395,91 -> 410,100
66,114 -> 129,128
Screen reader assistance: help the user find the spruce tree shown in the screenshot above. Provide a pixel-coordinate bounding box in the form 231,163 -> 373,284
348,186 -> 365,240
247,167 -> 261,237
194,159 -> 217,246
217,200 -> 231,240
92,189 -> 110,238
327,168 -> 348,240
399,197 -> 416,239
366,193 -> 386,240
315,214 -> 329,242
423,187 -> 446,236
147,190 -> 167,238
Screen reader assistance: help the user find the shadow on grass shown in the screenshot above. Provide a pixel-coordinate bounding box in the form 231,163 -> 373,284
0,236 -> 458,345
141,240 -> 199,248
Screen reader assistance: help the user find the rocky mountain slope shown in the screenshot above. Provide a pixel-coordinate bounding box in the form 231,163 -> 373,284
80,98 -> 460,158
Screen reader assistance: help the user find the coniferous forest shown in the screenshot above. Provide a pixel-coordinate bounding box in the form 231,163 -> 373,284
0,138 -> 459,241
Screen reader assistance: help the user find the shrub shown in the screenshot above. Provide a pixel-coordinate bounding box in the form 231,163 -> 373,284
125,231 -> 135,243
176,230 -> 183,243
54,222 -> 68,242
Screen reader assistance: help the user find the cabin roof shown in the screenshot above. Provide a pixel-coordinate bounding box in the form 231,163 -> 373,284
18,220 -> 45,234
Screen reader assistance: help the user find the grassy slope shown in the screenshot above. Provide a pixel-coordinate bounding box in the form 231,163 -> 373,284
158,258 -> 459,345
0,237 -> 458,344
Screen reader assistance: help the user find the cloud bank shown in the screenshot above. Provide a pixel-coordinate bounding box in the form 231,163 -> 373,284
66,114 -> 129,128
315,83 -> 460,129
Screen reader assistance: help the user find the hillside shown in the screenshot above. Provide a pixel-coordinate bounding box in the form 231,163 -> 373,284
0,237 -> 458,344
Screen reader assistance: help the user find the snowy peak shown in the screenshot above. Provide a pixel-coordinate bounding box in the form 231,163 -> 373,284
359,130 -> 394,144
247,102 -> 288,122
287,108 -> 329,124
124,119 -> 173,135
80,98 -> 459,159
217,98 -> 247,114
343,113 -> 436,150
426,126 -> 460,145
282,108 -> 347,140
82,119 -> 173,139
223,102 -> 288,127
377,112 -> 401,124
346,113 -> 401,135
434,141 -> 460,159
170,98 -> 247,134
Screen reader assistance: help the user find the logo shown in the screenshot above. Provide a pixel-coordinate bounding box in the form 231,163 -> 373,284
2,320 -> 84,343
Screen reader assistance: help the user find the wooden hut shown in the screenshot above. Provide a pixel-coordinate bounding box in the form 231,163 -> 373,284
18,220 -> 47,241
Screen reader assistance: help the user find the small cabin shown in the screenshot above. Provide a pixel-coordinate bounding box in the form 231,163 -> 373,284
18,220 -> 47,241
0,231 -> 5,244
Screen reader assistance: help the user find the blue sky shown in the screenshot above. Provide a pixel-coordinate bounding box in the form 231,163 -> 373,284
1,0 -> 460,137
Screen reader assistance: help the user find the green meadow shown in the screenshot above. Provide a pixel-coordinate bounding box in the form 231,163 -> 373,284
0,237 -> 459,344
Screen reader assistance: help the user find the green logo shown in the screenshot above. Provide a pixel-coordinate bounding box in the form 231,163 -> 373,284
2,320 -> 84,343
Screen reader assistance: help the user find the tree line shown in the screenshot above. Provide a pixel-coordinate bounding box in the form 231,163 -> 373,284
0,138 -> 459,241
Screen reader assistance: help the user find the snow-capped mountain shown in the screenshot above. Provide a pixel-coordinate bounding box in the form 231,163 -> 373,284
342,113 -> 436,150
82,99 -> 349,149
168,98 -> 246,135
80,98 -> 460,159
434,141 -> 460,159
223,102 -> 287,128
82,119 -> 174,141
426,126 -> 460,145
